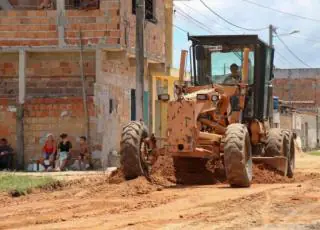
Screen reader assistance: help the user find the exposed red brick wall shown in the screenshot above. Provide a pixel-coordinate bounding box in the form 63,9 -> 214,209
0,53 -> 19,77
0,10 -> 58,46
26,52 -> 95,77
0,1 -> 121,47
121,0 -> 165,60
65,7 -> 121,46
23,97 -> 96,162
0,96 -> 98,164
273,78 -> 318,105
0,98 -> 17,150
0,52 -> 96,98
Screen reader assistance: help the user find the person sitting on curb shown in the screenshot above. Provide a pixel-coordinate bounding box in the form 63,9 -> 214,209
38,0 -> 52,9
78,136 -> 92,170
41,133 -> 57,171
56,133 -> 72,171
0,138 -> 13,170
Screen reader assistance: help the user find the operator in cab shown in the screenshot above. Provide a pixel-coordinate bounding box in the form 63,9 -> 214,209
223,63 -> 241,84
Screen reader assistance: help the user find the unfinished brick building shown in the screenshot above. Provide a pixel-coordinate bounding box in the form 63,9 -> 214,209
0,0 -> 173,168
273,68 -> 320,111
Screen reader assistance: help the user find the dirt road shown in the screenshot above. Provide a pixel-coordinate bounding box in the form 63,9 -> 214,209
1,153 -> 320,230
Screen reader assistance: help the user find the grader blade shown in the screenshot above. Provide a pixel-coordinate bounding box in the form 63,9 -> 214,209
252,156 -> 288,176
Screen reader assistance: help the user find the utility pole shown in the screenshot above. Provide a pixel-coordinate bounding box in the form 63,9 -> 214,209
135,0 -> 145,121
269,24 -> 274,48
269,24 -> 274,128
79,30 -> 90,148
17,49 -> 26,169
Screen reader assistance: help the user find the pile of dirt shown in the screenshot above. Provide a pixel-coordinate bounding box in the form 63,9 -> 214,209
109,154 -> 226,186
252,164 -> 320,184
150,154 -> 226,185
109,154 -> 320,188
108,169 -> 126,184
252,164 -> 292,184
111,177 -> 161,197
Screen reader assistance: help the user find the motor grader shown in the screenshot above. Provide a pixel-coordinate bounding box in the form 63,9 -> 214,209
120,35 -> 295,187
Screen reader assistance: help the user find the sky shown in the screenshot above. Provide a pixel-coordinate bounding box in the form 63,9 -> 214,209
172,0 -> 320,70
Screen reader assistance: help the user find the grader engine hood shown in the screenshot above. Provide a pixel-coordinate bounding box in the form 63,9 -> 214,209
166,87 -> 223,158
167,100 -> 198,153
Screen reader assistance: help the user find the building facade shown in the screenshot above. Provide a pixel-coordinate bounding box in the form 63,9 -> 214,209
0,0 -> 173,168
273,68 -> 320,111
273,68 -> 320,150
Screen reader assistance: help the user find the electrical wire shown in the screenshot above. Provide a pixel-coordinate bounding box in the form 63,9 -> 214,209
173,2 -> 299,67
178,2 -> 239,33
275,50 -> 296,66
175,9 -> 213,34
199,0 -> 268,31
241,0 -> 320,23
274,32 -> 312,68
173,24 -> 189,34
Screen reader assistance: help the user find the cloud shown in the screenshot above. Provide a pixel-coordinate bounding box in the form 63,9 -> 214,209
173,0 -> 319,69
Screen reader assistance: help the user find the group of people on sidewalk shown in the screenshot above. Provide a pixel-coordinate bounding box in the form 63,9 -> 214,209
42,133 -> 92,171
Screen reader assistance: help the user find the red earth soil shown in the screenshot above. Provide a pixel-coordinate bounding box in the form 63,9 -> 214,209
109,154 -> 320,187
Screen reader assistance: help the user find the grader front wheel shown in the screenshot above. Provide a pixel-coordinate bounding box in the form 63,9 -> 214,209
224,124 -> 253,188
120,121 -> 149,180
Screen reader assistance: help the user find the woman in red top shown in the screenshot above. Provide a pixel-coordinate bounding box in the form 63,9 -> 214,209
42,134 -> 57,170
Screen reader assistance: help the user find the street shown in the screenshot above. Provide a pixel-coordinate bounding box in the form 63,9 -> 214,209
0,153 -> 319,230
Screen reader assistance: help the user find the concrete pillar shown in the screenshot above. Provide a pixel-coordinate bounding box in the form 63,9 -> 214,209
95,48 -> 102,81
18,50 -> 26,104
16,49 -> 26,169
56,0 -> 66,47
164,0 -> 173,73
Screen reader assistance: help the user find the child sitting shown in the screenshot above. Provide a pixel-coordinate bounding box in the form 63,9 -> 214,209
78,136 -> 91,170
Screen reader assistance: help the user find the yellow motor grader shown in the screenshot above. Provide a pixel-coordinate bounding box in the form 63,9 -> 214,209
120,35 -> 295,187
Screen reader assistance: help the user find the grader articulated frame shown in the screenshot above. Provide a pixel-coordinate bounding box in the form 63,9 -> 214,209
120,35 -> 295,187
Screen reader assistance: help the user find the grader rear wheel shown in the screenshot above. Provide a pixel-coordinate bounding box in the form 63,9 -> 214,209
265,128 -> 295,177
224,124 -> 252,188
282,130 -> 295,178
120,121 -> 149,180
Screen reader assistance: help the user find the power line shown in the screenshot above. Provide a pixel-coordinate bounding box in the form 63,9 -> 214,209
173,24 -> 189,34
275,50 -> 296,66
175,8 -> 214,33
199,0 -> 268,31
274,32 -> 312,68
177,2 -> 239,34
241,0 -> 320,23
175,10 -> 213,34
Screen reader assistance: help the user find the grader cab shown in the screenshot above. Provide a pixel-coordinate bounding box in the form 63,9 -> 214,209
120,35 -> 295,187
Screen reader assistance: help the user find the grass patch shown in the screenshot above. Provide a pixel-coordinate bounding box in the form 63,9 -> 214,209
308,151 -> 320,156
0,174 -> 56,196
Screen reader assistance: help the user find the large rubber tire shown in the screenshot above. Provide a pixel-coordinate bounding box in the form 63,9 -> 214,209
264,128 -> 285,157
282,130 -> 295,178
120,121 -> 148,180
224,124 -> 252,188
264,128 -> 295,178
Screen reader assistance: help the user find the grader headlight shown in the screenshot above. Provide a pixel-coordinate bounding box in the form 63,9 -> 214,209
211,95 -> 219,102
158,94 -> 170,102
196,94 -> 208,100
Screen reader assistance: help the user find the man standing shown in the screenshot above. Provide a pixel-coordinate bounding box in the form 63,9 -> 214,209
223,63 -> 241,84
0,138 -> 13,170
